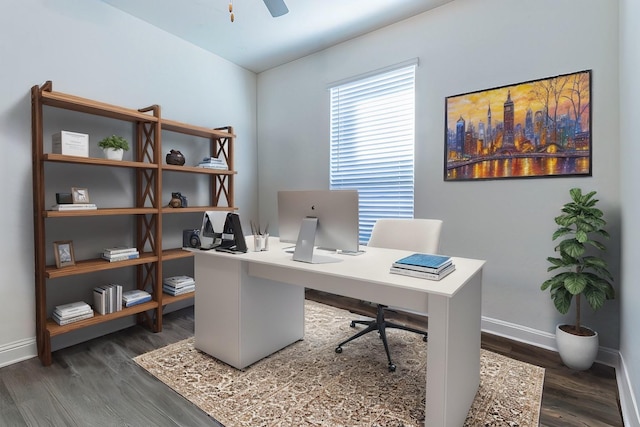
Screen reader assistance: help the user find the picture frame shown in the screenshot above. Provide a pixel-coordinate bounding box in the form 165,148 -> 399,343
54,240 -> 75,268
444,70 -> 592,181
71,187 -> 90,203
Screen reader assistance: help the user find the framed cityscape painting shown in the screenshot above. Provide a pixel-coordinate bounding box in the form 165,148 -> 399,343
444,70 -> 592,181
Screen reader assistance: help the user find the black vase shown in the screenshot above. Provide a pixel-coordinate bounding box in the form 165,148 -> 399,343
166,149 -> 186,166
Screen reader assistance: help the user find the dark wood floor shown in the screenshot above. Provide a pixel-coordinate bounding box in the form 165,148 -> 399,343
0,295 -> 624,427
306,290 -> 624,427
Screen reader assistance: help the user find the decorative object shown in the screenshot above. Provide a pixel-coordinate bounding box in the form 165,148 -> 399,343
98,135 -> 129,161
541,188 -> 615,370
168,192 -> 187,208
71,187 -> 90,204
51,130 -> 89,157
53,240 -> 75,268
165,149 -> 186,166
445,70 -> 592,181
135,301 -> 545,427
55,192 -> 73,204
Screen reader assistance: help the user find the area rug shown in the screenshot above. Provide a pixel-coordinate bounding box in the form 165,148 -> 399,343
134,301 -> 544,426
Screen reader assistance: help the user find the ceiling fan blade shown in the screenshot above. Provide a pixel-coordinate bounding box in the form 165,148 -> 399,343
263,0 -> 288,17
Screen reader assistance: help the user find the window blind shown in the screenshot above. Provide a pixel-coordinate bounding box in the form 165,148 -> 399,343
329,63 -> 416,243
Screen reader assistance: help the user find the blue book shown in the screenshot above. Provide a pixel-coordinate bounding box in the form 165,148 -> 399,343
392,253 -> 452,273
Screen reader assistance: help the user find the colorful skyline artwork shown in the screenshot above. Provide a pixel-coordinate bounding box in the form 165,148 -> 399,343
444,70 -> 592,181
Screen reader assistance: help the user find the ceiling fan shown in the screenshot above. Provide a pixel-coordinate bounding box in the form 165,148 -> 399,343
229,0 -> 288,21
263,0 -> 288,17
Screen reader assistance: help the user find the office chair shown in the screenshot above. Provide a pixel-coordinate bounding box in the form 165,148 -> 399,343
334,218 -> 443,372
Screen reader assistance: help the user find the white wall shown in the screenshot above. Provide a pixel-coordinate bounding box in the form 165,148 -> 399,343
619,0 -> 640,423
257,0 -> 621,353
0,0 -> 257,365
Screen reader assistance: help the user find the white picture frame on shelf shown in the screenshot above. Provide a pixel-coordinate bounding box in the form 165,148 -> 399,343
71,187 -> 90,204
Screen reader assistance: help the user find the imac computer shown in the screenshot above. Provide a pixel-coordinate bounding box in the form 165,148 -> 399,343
277,189 -> 360,263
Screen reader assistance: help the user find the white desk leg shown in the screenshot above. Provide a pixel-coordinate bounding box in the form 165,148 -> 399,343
425,270 -> 482,427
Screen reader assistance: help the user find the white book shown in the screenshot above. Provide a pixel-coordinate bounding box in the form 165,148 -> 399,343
389,263 -> 456,281
53,311 -> 94,325
163,276 -> 196,288
50,204 -> 97,211
122,289 -> 150,302
54,301 -> 92,316
93,287 -> 107,315
101,252 -> 140,262
103,246 -> 138,255
163,284 -> 195,296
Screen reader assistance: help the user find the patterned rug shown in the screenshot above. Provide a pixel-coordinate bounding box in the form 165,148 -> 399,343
134,301 -> 544,426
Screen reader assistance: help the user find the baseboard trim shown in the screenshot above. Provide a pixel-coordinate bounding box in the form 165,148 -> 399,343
618,353 -> 640,427
0,337 -> 37,368
481,315 -> 619,368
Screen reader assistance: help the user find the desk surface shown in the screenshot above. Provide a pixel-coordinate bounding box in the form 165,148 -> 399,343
190,236 -> 485,299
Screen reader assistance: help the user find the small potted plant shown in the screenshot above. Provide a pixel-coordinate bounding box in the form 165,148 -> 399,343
541,188 -> 615,370
98,135 -> 130,160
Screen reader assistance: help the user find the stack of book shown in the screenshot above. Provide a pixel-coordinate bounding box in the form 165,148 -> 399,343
101,246 -> 140,262
122,289 -> 152,308
52,301 -> 94,325
93,284 -> 123,315
50,203 -> 97,211
197,156 -> 228,170
389,253 -> 455,280
163,275 -> 196,296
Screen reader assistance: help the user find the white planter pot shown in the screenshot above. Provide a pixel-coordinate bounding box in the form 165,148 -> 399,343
555,324 -> 599,370
103,148 -> 124,161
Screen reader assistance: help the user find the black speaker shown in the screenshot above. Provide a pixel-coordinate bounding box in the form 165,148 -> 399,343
216,213 -> 247,253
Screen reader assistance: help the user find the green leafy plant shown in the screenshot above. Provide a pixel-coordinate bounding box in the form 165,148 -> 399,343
541,188 -> 615,335
98,135 -> 130,151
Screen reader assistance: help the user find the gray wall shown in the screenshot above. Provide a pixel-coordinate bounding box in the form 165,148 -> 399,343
619,0 -> 640,424
258,0 -> 638,421
0,0 -> 257,365
257,0 -> 620,354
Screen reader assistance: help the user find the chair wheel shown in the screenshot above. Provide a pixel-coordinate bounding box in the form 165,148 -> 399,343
335,346 -> 343,354
388,363 -> 396,372
350,321 -> 356,328
423,335 -> 428,342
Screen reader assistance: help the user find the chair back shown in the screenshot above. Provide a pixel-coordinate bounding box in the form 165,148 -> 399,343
367,218 -> 443,254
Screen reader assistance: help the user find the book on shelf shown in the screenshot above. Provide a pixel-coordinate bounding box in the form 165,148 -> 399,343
50,203 -> 97,211
101,252 -> 140,262
163,275 -> 196,288
122,289 -> 151,307
103,246 -> 138,255
392,253 -> 453,273
123,295 -> 152,307
93,284 -> 123,315
53,310 -> 94,325
389,263 -> 456,281
53,301 -> 92,317
197,156 -> 228,170
163,284 -> 195,296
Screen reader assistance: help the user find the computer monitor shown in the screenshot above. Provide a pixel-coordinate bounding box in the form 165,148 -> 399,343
277,190 -> 360,263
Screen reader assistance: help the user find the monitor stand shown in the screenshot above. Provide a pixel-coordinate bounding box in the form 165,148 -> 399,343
292,217 -> 341,264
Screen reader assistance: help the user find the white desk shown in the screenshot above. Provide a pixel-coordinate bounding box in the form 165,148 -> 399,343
192,237 -> 485,427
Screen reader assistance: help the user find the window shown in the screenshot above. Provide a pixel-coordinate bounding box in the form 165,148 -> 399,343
329,61 -> 416,243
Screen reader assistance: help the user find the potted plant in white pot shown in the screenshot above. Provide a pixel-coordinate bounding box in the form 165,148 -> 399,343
541,188 -> 615,370
98,135 -> 129,160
